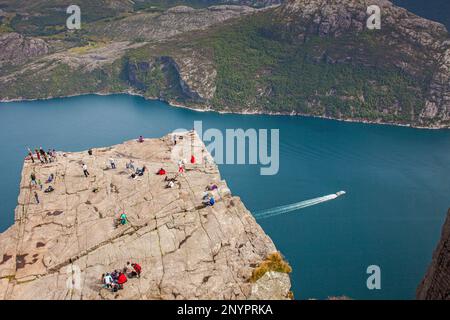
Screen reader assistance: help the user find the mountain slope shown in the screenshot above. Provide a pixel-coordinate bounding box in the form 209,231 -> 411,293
0,0 -> 449,128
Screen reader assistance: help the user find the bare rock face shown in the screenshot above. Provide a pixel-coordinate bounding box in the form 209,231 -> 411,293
275,0 -> 450,127
417,209 -> 450,300
0,132 -> 291,300
0,33 -> 49,68
249,271 -> 291,300
88,5 -> 257,42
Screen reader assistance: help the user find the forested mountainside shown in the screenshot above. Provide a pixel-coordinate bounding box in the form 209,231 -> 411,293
0,0 -> 449,128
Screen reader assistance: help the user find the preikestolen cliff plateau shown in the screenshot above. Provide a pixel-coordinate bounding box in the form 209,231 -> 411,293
0,0 -> 449,306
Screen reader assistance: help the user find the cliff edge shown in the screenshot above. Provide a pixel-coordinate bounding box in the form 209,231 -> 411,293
0,132 -> 291,300
417,209 -> 450,300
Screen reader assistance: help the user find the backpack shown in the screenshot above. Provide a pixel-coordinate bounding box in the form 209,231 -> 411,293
134,264 -> 141,273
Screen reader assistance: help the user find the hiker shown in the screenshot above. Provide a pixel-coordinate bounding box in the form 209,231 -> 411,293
40,147 -> 48,163
116,272 -> 127,290
131,262 -> 141,278
190,155 -> 196,164
47,149 -> 53,163
30,173 -> 37,187
109,158 -> 116,169
126,160 -> 135,171
82,163 -> 90,177
44,186 -> 54,193
35,149 -> 42,163
157,168 -> 166,175
88,149 -> 93,156
46,173 -> 54,183
38,179 -> 43,190
118,212 -> 128,226
103,273 -> 113,289
136,166 -> 146,176
34,192 -> 40,204
178,160 -> 184,174
173,134 -> 177,145
27,148 -> 34,163
111,270 -> 120,282
166,180 -> 175,189
202,192 -> 215,206
138,136 -> 144,143
207,183 -> 218,191
52,149 -> 57,160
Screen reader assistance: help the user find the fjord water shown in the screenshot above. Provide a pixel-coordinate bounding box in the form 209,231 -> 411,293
1,94 -> 449,300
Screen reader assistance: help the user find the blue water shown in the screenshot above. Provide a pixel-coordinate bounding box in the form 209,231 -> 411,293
1,94 -> 449,300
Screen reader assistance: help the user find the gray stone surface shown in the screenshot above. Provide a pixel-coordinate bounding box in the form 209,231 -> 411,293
0,132 -> 290,300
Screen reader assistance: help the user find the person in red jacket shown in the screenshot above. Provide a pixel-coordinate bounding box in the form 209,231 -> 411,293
190,155 -> 195,164
117,272 -> 127,289
131,263 -> 142,278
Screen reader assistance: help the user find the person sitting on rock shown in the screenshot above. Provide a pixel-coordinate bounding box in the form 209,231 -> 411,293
46,173 -> 54,184
138,136 -> 144,143
117,272 -> 127,290
103,273 -> 113,289
131,263 -> 142,278
44,186 -> 54,193
206,183 -> 218,191
166,180 -> 175,189
136,166 -> 146,176
157,168 -> 166,175
119,212 -> 128,226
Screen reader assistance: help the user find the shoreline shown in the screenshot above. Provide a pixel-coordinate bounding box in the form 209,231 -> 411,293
1,90 -> 448,130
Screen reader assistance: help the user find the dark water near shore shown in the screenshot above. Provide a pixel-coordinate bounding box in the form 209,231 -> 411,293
1,94 -> 449,300
393,0 -> 450,30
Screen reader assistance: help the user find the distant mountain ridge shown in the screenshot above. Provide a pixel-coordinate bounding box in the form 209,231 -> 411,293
0,0 -> 449,128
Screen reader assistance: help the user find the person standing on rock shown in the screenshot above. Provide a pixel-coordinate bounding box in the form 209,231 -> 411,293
35,149 -> 42,164
178,160 -> 184,174
109,158 -> 116,169
40,147 -> 48,163
30,172 -> 37,187
82,163 -> 90,178
27,148 -> 34,163
34,192 -> 39,204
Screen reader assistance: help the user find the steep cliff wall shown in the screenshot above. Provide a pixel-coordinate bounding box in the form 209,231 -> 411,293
417,209 -> 450,300
0,132 -> 291,300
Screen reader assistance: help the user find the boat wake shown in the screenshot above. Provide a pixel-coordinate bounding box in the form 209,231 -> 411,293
253,191 -> 346,220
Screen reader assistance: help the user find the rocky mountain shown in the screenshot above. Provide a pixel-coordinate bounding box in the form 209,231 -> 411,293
0,0 -> 449,128
0,132 -> 292,300
0,32 -> 49,67
417,208 -> 450,300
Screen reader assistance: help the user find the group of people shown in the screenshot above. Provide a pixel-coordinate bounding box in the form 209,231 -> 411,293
101,261 -> 142,292
30,172 -> 56,204
27,147 -> 57,164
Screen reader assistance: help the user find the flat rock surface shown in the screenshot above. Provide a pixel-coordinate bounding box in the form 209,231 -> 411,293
0,132 -> 290,300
